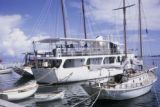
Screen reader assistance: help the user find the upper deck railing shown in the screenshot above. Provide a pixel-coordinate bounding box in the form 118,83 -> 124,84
31,47 -> 123,58
32,37 -> 124,58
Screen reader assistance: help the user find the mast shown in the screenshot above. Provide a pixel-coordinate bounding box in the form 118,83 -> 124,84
138,0 -> 143,59
60,0 -> 67,39
81,0 -> 87,39
113,0 -> 134,58
123,0 -> 127,58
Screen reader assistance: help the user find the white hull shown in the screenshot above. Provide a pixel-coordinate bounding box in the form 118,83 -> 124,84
0,80 -> 38,101
82,71 -> 157,100
32,66 -> 123,84
0,68 -> 12,74
34,91 -> 65,102
84,83 -> 153,100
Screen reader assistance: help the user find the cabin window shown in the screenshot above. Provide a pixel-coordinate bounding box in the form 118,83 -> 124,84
122,56 -> 125,62
51,60 -> 62,68
36,60 -> 43,68
103,57 -> 109,64
87,58 -> 102,65
109,57 -> 115,63
63,58 -> 85,68
103,57 -> 115,64
35,59 -> 62,68
117,56 -> 121,62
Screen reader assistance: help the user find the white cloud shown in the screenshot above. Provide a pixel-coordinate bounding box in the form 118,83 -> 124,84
86,0 -> 160,30
0,15 -> 49,59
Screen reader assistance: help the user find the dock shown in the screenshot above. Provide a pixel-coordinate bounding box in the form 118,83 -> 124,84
0,99 -> 24,107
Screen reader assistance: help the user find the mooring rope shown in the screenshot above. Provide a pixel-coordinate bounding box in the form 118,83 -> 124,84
71,88 -> 101,107
90,87 -> 102,107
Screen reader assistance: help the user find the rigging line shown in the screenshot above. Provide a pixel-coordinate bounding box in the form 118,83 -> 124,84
85,3 -> 100,37
58,72 -> 73,82
39,0 -> 53,30
31,0 -> 51,36
86,17 -> 93,38
30,1 -> 49,34
87,5 -> 103,36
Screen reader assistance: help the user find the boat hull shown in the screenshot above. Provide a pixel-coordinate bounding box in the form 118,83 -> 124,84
32,68 -> 58,84
101,84 -> 152,100
0,81 -> 38,101
32,67 -> 123,84
35,91 -> 64,102
0,68 -> 12,74
83,83 -> 153,100
5,86 -> 38,101
82,71 -> 157,100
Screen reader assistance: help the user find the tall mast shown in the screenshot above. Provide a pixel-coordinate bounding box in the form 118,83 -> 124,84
81,0 -> 87,39
60,0 -> 67,38
138,0 -> 143,58
113,0 -> 134,59
123,0 -> 127,58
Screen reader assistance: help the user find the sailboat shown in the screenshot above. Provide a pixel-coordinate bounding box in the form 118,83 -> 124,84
82,0 -> 157,100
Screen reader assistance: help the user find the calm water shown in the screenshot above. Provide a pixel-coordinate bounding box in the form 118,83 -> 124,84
0,57 -> 160,107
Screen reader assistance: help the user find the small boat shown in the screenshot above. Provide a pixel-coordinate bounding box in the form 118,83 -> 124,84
0,64 -> 12,74
82,67 -> 157,100
34,90 -> 65,102
0,68 -> 12,74
0,80 -> 38,101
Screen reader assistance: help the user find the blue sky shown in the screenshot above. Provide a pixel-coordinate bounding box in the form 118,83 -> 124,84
0,0 -> 160,62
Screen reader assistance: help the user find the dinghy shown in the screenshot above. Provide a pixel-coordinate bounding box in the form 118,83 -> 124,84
0,68 -> 12,74
0,64 -> 12,74
34,90 -> 65,102
0,80 -> 38,101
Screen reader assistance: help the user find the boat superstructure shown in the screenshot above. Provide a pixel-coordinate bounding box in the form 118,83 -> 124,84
30,37 -> 135,84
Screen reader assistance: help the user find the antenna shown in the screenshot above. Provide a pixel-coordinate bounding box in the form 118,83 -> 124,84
113,0 -> 135,58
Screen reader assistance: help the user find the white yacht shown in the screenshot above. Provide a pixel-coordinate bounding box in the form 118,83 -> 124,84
30,37 -> 135,84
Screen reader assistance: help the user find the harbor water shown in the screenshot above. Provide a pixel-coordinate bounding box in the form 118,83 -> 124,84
0,57 -> 160,107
